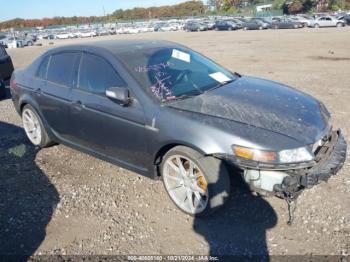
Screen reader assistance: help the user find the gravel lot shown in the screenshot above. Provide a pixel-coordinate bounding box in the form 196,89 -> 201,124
0,28 -> 350,258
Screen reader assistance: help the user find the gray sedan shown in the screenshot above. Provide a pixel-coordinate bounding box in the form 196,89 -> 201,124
10,40 -> 347,216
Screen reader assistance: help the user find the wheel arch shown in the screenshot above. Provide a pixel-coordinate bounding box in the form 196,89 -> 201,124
153,141 -> 207,178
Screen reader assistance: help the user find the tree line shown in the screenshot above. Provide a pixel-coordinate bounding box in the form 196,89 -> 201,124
0,1 -> 204,30
209,0 -> 350,14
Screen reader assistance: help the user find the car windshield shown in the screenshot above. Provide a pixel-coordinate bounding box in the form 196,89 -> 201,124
118,46 -> 236,102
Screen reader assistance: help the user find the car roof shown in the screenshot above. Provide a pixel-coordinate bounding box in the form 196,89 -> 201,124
46,39 -> 182,58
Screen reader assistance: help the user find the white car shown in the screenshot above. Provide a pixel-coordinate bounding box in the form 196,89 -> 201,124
55,33 -> 72,39
79,31 -> 97,38
309,16 -> 345,28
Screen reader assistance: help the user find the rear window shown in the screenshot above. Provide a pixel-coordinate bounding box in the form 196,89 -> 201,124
47,52 -> 80,87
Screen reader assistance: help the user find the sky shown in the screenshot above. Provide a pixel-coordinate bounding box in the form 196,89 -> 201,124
0,0 -> 190,22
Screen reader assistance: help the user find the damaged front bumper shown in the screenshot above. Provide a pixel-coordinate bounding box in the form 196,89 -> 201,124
217,130 -> 347,198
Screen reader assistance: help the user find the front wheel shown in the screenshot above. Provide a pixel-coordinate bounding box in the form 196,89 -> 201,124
314,23 -> 320,28
22,105 -> 53,147
161,146 -> 231,217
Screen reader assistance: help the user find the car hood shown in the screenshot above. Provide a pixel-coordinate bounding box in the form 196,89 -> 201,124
168,76 -> 329,144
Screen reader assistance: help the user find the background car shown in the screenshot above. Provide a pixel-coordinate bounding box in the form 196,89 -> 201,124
309,16 -> 345,28
290,16 -> 311,27
214,20 -> 237,31
0,44 -> 14,98
184,22 -> 207,32
251,18 -> 271,29
271,18 -> 302,29
242,19 -> 267,30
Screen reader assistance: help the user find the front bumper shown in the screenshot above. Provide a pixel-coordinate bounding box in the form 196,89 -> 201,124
218,130 -> 347,196
293,129 -> 347,188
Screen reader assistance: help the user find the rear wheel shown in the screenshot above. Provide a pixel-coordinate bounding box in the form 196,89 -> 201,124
161,146 -> 231,217
22,105 -> 53,147
336,22 -> 343,27
259,26 -> 263,30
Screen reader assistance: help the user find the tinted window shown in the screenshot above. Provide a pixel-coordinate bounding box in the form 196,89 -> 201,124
78,53 -> 125,94
47,52 -> 80,87
37,56 -> 50,79
0,45 -> 6,57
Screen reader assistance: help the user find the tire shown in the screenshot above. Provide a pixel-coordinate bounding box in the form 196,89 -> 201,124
314,24 -> 319,28
27,41 -> 33,46
0,87 -> 5,99
336,22 -> 343,27
274,25 -> 278,29
228,27 -> 232,31
243,26 -> 248,30
22,104 -> 53,148
161,146 -> 231,217
259,26 -> 263,30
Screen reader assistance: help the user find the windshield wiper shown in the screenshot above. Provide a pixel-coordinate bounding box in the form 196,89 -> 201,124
204,79 -> 234,94
162,93 -> 200,104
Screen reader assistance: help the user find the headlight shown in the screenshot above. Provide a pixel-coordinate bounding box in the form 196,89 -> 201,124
278,147 -> 314,163
232,145 -> 314,164
233,146 -> 277,162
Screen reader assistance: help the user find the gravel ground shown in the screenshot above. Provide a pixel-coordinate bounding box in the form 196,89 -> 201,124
0,28 -> 349,258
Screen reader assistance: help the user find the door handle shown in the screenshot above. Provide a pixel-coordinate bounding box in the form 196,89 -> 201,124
71,100 -> 83,110
34,88 -> 42,96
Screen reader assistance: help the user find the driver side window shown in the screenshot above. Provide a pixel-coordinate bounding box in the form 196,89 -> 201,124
78,53 -> 126,95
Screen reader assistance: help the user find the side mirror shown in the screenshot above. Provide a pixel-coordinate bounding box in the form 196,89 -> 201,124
106,87 -> 130,106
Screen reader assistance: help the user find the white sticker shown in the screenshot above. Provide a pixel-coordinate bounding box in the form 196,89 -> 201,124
172,49 -> 191,63
209,72 -> 231,83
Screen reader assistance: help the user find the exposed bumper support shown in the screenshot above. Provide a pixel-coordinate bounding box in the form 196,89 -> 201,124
217,130 -> 347,197
276,130 -> 347,194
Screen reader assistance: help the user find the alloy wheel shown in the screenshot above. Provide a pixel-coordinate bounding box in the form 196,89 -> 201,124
163,155 -> 209,214
22,108 -> 42,145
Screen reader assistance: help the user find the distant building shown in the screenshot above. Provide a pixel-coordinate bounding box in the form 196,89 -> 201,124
256,3 -> 273,12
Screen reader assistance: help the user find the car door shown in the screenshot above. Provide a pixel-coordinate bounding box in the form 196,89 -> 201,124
318,17 -> 327,27
35,52 -> 81,140
0,45 -> 14,81
69,52 -> 148,169
325,17 -> 335,26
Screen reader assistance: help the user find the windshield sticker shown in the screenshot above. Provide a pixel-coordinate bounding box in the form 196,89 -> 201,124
209,72 -> 231,83
171,49 -> 191,63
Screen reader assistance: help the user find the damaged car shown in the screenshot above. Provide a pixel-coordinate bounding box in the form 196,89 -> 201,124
10,40 -> 347,216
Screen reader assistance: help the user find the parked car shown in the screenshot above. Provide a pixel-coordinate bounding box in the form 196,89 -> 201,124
0,36 -> 24,48
309,16 -> 345,28
242,19 -> 267,30
184,22 -> 206,32
214,20 -> 238,31
271,18 -> 302,29
10,40 -> 347,217
337,14 -> 350,25
0,44 -> 14,98
251,18 -> 271,29
290,16 -> 312,27
230,18 -> 244,29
